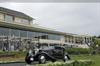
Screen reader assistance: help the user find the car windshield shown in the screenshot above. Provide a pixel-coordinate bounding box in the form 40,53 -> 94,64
40,46 -> 54,50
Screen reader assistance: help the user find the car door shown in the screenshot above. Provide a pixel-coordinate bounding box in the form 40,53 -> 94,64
53,47 -> 64,59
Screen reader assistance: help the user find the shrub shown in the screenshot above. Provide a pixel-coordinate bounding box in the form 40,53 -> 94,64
0,51 -> 27,58
35,60 -> 93,66
65,48 -> 91,55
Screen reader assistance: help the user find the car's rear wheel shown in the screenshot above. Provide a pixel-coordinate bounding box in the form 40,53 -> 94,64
38,54 -> 46,64
63,55 -> 68,62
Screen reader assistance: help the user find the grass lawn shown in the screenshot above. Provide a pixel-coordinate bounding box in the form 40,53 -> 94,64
0,56 -> 25,62
71,55 -> 100,66
0,51 -> 26,62
0,53 -> 99,66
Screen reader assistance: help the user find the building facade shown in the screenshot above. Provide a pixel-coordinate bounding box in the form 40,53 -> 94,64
0,7 -> 66,51
0,7 -> 92,51
64,34 -> 92,48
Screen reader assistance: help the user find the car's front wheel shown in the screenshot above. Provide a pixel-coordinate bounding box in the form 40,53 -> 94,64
38,54 -> 46,64
63,55 -> 68,62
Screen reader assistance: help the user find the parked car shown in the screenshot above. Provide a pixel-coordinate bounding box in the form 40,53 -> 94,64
25,46 -> 70,64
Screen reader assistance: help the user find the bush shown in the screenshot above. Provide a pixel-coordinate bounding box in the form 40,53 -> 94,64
36,60 -> 93,66
0,51 -> 27,58
65,48 -> 91,55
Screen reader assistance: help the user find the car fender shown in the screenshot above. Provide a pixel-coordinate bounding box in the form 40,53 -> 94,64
65,54 -> 71,60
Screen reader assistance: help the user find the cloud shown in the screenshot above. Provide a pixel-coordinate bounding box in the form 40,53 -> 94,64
0,3 -> 100,36
0,0 -> 99,3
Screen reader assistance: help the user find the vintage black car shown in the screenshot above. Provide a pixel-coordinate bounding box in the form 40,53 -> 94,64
25,46 -> 70,64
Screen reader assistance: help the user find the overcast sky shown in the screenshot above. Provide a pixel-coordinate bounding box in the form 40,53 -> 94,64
0,3 -> 100,36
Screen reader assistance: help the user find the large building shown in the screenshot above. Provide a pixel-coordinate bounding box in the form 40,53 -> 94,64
64,34 -> 92,48
0,7 -> 92,51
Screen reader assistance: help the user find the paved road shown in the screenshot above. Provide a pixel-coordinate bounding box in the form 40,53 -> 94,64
0,61 -> 73,66
0,63 -> 26,66
0,62 -> 40,66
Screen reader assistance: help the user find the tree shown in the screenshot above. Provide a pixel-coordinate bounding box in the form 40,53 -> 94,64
97,35 -> 100,38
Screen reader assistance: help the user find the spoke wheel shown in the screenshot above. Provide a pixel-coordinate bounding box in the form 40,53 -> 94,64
63,55 -> 68,62
38,54 -> 46,64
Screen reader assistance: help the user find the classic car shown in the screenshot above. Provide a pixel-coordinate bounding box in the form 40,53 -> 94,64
25,46 -> 70,64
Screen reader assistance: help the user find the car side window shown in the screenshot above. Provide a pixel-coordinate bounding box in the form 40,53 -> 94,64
55,47 -> 62,49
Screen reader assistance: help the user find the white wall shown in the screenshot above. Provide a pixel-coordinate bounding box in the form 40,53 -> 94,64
15,17 -> 30,25
0,13 -> 4,20
39,39 -> 63,44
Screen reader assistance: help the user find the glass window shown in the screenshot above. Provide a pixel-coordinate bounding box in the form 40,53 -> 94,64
41,34 -> 48,39
27,31 -> 35,38
20,30 -> 27,37
28,31 -> 32,38
55,35 -> 61,40
34,32 -> 39,38
0,27 -> 9,36
47,34 -> 61,40
15,17 -> 21,23
37,33 -> 43,38
11,29 -> 20,37
5,15 -> 13,22
22,19 -> 30,25
15,17 -> 30,25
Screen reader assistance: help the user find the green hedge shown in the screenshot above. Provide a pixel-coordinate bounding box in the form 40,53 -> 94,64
65,48 -> 91,55
36,60 -> 94,66
0,51 -> 27,57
